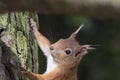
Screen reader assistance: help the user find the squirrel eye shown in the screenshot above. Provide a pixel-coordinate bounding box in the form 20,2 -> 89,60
65,48 -> 72,55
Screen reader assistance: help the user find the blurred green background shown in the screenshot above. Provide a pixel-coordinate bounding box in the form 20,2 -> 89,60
37,15 -> 120,80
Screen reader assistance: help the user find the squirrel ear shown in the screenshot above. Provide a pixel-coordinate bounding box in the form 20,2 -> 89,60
75,46 -> 87,57
80,45 -> 95,55
69,24 -> 84,39
75,45 -> 95,57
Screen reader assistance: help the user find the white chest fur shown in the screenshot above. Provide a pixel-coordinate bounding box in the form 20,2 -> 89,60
45,55 -> 57,73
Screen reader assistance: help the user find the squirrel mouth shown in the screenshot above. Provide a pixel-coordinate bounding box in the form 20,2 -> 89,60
51,53 -> 55,58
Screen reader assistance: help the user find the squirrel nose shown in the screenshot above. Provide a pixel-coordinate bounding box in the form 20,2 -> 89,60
50,46 -> 54,51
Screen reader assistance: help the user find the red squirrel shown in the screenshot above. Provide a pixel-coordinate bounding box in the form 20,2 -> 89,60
21,19 -> 94,80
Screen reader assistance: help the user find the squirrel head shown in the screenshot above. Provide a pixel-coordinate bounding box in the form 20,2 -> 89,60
50,25 -> 94,68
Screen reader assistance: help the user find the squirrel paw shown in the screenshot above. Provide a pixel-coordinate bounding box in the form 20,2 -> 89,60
20,67 -> 30,76
30,18 -> 38,32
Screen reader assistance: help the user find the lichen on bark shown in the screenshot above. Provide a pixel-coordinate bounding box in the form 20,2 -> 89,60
0,12 -> 39,80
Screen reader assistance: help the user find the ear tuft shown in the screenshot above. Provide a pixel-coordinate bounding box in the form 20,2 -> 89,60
69,24 -> 84,39
82,45 -> 96,50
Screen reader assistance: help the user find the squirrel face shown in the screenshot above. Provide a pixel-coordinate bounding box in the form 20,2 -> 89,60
50,38 -> 87,68
49,25 -> 94,68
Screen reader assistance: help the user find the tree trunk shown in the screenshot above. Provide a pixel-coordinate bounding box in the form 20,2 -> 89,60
0,12 -> 39,80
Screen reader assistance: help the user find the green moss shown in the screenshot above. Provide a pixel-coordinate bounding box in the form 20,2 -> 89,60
0,13 -> 8,29
16,31 -> 28,66
0,12 -> 39,80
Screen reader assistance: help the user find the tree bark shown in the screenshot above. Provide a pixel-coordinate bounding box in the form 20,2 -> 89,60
0,12 -> 39,80
0,0 -> 120,19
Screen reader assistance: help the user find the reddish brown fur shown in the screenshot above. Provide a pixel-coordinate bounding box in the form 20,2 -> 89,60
22,65 -> 78,80
21,19 -> 90,80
